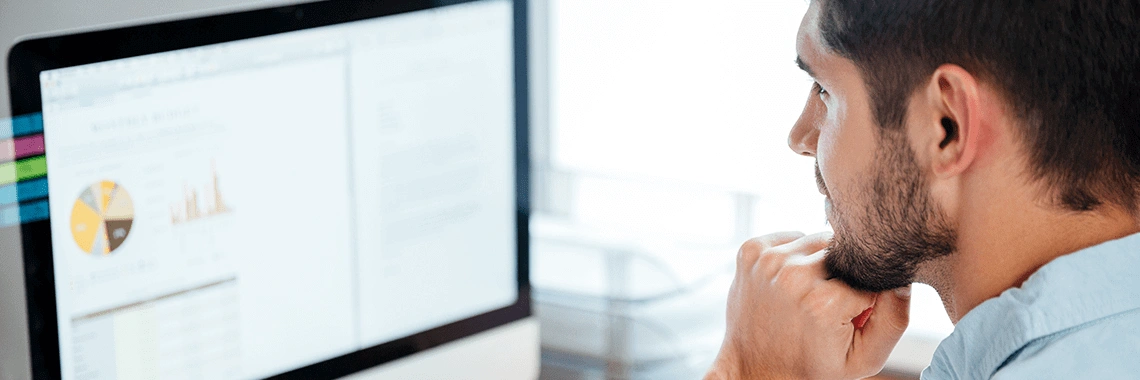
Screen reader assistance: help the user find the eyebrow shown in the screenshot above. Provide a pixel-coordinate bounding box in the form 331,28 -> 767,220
795,56 -> 816,78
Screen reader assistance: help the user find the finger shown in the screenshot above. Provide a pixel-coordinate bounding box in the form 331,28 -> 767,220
761,235 -> 834,282
783,248 -> 828,280
819,279 -> 877,318
851,285 -> 912,373
862,285 -> 911,337
763,233 -> 833,277
756,231 -> 809,249
768,231 -> 832,257
737,231 -> 805,265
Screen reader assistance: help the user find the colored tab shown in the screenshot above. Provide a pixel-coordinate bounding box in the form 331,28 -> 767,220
12,114 -> 44,137
0,161 -> 14,186
0,204 -> 17,227
0,156 -> 47,186
18,177 -> 49,202
19,199 -> 50,224
0,138 -> 12,162
0,178 -> 45,207
16,156 -> 47,182
0,117 -> 10,140
0,183 -> 14,206
1,114 -> 43,140
14,134 -> 45,159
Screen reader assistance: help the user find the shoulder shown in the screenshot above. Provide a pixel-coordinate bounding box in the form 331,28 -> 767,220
991,308 -> 1140,379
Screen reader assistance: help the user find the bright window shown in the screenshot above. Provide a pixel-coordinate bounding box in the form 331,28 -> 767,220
537,0 -> 953,375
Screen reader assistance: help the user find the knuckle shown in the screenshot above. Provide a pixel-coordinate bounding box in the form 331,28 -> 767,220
757,249 -> 789,275
735,242 -> 760,266
738,238 -> 769,255
737,238 -> 778,266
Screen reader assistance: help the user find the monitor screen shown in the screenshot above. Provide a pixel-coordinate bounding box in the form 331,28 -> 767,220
30,1 -> 519,378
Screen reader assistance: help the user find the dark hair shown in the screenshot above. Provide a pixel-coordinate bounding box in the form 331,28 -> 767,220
817,0 -> 1140,211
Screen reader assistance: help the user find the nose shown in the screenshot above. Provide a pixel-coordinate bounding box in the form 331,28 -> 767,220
788,91 -> 821,157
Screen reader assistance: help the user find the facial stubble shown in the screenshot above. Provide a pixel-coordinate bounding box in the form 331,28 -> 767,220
822,129 -> 958,292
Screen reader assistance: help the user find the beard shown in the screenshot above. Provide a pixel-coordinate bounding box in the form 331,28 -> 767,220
821,129 -> 957,292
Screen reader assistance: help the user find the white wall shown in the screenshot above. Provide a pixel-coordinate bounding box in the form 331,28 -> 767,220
0,1 -> 303,378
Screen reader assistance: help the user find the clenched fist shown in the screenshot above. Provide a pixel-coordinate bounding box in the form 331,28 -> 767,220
705,232 -> 911,380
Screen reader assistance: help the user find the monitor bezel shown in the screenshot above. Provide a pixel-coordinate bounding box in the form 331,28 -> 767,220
5,0 -> 532,378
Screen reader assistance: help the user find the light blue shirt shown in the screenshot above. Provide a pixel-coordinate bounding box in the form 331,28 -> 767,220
922,232 -> 1140,379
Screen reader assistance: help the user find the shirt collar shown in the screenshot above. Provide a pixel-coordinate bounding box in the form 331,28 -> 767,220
924,232 -> 1140,379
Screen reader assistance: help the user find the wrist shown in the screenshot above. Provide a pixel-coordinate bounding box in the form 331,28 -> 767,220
706,342 -> 803,380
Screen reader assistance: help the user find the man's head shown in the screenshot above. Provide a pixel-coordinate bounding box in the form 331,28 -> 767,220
788,0 -> 1140,292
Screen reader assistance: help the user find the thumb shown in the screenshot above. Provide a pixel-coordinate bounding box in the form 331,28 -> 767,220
850,285 -> 911,375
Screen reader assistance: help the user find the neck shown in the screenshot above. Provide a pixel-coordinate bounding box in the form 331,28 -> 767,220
919,192 -> 1140,323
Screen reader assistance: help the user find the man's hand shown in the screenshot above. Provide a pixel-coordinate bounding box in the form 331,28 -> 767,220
705,232 -> 911,380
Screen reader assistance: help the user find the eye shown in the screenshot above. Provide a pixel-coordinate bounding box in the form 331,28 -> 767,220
813,82 -> 829,99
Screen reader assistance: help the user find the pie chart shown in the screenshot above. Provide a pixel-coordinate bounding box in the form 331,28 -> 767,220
71,181 -> 134,255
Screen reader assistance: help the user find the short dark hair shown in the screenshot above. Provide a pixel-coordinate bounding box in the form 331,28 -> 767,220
817,0 -> 1140,211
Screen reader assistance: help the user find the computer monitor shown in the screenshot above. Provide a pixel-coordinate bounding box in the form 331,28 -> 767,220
4,0 -> 533,378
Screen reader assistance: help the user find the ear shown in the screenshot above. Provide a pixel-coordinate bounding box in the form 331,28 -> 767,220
918,64 -> 984,178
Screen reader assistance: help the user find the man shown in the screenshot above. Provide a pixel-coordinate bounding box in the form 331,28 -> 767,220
706,0 -> 1140,379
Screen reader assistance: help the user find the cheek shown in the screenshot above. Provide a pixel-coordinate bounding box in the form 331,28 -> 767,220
816,126 -> 841,184
816,126 -> 851,205
815,102 -> 877,203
